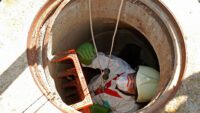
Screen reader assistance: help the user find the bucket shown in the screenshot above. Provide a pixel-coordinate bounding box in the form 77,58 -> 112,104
27,0 -> 186,112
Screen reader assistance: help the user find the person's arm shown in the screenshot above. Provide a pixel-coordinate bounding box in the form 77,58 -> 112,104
77,43 -> 95,65
83,52 -> 108,69
76,43 -> 107,69
77,43 -> 134,74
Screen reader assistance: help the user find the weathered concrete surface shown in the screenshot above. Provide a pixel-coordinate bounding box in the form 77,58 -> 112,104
0,0 -> 199,113
0,0 -> 62,112
159,0 -> 200,113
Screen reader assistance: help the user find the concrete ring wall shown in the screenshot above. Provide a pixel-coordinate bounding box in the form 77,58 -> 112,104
27,0 -> 186,112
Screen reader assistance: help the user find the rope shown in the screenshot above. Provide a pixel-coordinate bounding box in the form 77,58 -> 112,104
88,0 -> 103,77
88,1 -> 138,112
107,0 -> 124,69
88,0 -> 125,105
89,0 -> 124,77
22,95 -> 44,113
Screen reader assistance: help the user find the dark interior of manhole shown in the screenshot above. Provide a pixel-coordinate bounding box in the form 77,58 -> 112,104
50,20 -> 160,110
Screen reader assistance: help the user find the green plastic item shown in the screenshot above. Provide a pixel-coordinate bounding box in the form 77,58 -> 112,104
90,104 -> 111,113
76,43 -> 95,65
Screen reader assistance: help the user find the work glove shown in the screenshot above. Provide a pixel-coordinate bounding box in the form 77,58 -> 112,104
77,43 -> 96,65
90,104 -> 111,113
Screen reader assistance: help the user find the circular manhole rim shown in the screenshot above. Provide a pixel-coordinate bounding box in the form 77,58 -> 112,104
27,0 -> 186,113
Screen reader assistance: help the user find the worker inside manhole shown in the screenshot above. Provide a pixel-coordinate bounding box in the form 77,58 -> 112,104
77,42 -> 159,113
52,28 -> 160,113
51,25 -> 161,113
45,0 -> 164,113
51,1 -> 160,111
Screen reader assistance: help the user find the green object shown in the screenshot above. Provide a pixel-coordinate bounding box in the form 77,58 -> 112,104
90,104 -> 111,113
136,66 -> 160,102
76,43 -> 95,65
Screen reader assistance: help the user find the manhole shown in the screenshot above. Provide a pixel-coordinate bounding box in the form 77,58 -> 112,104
27,0 -> 186,112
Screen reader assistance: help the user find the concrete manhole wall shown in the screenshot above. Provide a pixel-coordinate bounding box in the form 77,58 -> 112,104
27,0 -> 186,113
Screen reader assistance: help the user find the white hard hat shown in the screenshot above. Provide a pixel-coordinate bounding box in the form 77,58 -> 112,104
136,66 -> 160,102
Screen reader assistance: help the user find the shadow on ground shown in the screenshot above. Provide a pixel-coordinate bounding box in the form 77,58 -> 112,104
159,72 -> 200,113
0,52 -> 27,94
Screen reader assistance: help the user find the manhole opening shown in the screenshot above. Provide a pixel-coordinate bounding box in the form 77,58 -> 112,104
49,19 -> 159,110
27,0 -> 186,112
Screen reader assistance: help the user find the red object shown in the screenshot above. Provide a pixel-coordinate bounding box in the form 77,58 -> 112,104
94,72 -> 125,98
126,76 -> 130,87
51,49 -> 93,112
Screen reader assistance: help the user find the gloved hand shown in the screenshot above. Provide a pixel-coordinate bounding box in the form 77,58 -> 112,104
90,104 -> 111,113
77,43 -> 96,65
